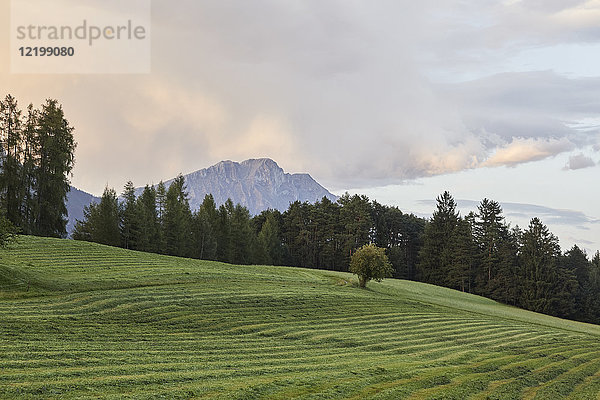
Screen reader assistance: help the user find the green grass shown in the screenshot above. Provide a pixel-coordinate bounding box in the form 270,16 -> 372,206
1,236 -> 599,399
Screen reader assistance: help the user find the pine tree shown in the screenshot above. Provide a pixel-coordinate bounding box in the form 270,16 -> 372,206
216,199 -> 234,262
473,198 -> 507,292
73,187 -> 120,247
163,175 -> 192,257
338,193 -> 373,269
518,218 -> 562,315
191,194 -> 218,260
417,191 -> 459,285
257,212 -> 282,265
562,245 -> 591,320
155,181 -> 167,253
229,204 -> 255,265
136,185 -> 159,253
447,217 -> 476,292
120,181 -> 139,250
282,201 -> 311,267
33,99 -> 76,237
20,104 -> 39,234
0,95 -> 24,228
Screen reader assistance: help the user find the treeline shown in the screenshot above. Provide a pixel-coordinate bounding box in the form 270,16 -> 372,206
419,192 -> 600,324
0,95 -> 76,238
73,176 -> 425,276
75,180 -> 600,325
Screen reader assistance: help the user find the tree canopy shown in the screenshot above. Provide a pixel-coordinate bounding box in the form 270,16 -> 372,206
350,243 -> 393,288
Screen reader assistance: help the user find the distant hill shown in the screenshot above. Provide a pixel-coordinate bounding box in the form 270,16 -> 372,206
66,186 -> 99,235
66,158 -> 337,235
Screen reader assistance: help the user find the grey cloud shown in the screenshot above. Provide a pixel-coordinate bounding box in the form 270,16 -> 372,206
3,1 -> 600,193
418,198 -> 599,228
563,154 -> 596,170
501,202 -> 599,228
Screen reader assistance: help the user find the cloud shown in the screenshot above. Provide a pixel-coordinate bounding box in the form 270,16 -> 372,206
563,153 -> 597,170
1,0 -> 600,193
482,137 -> 574,167
418,198 -> 599,229
500,202 -> 600,227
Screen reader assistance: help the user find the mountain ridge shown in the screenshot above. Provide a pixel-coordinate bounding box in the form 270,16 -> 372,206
149,158 -> 338,215
67,158 -> 337,235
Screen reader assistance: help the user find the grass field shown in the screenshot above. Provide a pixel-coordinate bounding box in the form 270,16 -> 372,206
1,236 -> 600,399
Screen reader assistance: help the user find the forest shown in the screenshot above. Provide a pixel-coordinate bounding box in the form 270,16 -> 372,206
73,178 -> 600,326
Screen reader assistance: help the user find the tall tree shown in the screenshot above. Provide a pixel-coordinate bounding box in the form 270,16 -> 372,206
136,185 -> 159,253
120,181 -> 139,250
518,218 -> 564,315
338,193 -> 373,268
0,95 -> 23,228
447,217 -> 476,292
562,245 -> 591,321
155,181 -> 167,253
163,175 -> 192,257
229,204 -> 255,265
191,194 -> 218,260
418,191 -> 460,285
20,104 -> 39,234
33,99 -> 76,237
473,198 -> 507,292
282,201 -> 311,267
256,211 -> 283,265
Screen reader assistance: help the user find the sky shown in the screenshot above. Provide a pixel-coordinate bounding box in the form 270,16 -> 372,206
1,0 -> 599,252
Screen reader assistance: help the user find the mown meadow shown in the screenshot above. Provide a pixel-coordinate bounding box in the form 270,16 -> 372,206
1,236 -> 600,399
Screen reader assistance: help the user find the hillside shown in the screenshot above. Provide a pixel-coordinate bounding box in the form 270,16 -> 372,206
1,236 -> 600,399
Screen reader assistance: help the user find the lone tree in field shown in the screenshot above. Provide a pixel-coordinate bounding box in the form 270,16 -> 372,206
350,244 -> 393,288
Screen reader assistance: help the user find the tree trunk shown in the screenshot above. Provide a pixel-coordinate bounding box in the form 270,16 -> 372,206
359,276 -> 367,288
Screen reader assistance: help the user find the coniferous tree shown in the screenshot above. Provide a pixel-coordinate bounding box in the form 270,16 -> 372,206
229,204 -> 255,264
418,191 -> 460,285
216,199 -> 234,262
191,194 -> 218,260
0,95 -> 24,228
282,201 -> 311,267
257,211 -> 283,265
518,218 -> 563,315
473,199 -> 507,293
447,217 -> 476,292
588,251 -> 600,323
338,193 -> 373,268
120,181 -> 139,250
33,99 -> 76,237
493,226 -> 521,305
164,175 -> 192,257
73,187 -> 120,247
562,245 -> 591,321
136,185 -> 159,253
316,197 -> 342,270
20,104 -> 39,234
155,181 -> 167,253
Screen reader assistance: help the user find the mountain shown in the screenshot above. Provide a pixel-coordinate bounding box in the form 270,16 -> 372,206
66,186 -> 99,235
66,158 -> 337,235
152,158 -> 338,215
